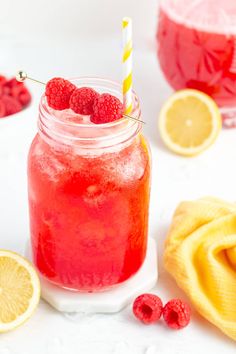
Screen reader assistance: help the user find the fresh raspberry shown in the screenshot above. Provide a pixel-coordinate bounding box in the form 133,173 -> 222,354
2,78 -> 31,106
0,75 -> 32,117
133,294 -> 163,324
0,75 -> 7,86
4,78 -> 20,88
2,95 -> 22,116
0,99 -> 6,118
2,84 -> 11,96
91,93 -> 123,124
11,85 -> 31,107
70,87 -> 99,115
163,299 -> 191,330
45,78 -> 76,110
2,78 -> 21,96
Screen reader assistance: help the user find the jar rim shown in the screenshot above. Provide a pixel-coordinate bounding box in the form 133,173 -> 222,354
38,77 -> 142,149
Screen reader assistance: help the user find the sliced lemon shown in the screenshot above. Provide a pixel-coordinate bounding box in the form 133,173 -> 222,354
0,250 -> 40,332
159,89 -> 222,156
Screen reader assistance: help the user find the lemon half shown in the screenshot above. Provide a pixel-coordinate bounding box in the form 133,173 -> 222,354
159,89 -> 222,156
0,250 -> 40,332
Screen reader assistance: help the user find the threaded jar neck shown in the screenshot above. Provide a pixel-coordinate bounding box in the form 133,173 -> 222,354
38,77 -> 142,154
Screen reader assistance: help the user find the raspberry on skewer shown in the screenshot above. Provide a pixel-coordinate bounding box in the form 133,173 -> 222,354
70,87 -> 99,115
45,78 -> 76,110
91,93 -> 124,124
15,71 -> 145,123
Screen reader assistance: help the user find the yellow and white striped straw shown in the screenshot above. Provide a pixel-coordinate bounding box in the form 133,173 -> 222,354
122,17 -> 133,115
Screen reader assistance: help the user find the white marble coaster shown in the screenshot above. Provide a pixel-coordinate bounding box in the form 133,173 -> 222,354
25,238 -> 158,313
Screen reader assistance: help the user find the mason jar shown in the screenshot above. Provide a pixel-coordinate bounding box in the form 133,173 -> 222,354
28,77 -> 151,292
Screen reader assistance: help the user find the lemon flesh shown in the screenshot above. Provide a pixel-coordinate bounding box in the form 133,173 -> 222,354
0,250 -> 40,332
159,89 -> 222,156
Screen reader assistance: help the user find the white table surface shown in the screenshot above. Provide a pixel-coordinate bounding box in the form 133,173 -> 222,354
1,1 -> 236,352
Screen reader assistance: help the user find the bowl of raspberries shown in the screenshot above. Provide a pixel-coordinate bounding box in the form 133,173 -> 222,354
0,75 -> 31,119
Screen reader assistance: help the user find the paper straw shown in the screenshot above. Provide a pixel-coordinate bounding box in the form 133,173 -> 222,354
122,17 -> 133,115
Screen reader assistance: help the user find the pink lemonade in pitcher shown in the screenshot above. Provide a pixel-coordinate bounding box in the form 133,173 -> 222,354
157,0 -> 236,125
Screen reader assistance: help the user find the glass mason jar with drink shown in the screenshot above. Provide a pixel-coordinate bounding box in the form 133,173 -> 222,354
28,77 -> 151,292
157,0 -> 236,126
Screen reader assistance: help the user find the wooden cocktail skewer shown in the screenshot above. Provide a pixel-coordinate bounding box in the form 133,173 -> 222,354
16,70 -> 145,124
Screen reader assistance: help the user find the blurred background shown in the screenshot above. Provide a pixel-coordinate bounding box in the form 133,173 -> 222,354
0,0 -> 163,142
0,0 -> 158,80
1,0 -> 157,42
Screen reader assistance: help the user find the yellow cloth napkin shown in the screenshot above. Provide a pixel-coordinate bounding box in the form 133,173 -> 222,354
164,197 -> 236,341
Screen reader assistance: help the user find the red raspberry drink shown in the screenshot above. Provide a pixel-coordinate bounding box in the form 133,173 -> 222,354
157,0 -> 236,126
28,78 -> 151,292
